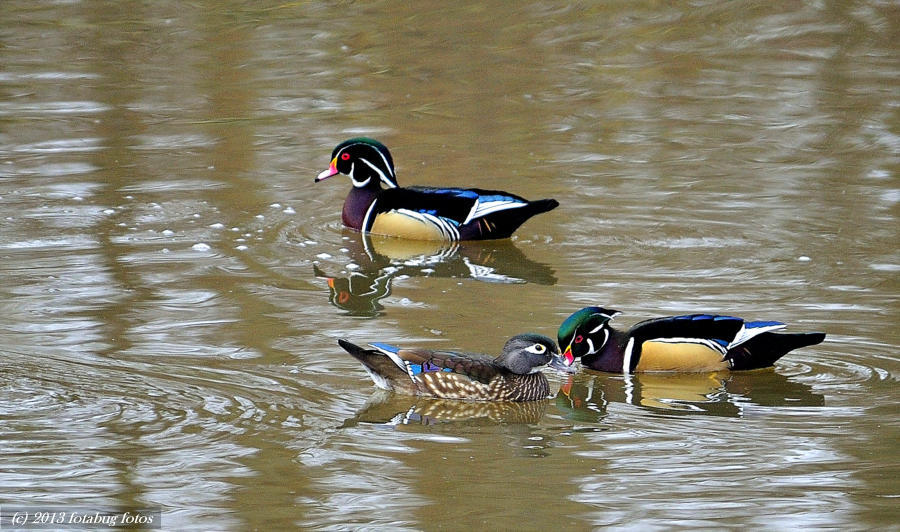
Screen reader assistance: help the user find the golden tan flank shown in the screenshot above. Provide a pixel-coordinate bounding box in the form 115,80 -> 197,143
370,211 -> 447,241
635,341 -> 730,372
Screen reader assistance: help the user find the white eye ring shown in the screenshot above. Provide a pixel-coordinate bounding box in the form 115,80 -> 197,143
526,343 -> 547,354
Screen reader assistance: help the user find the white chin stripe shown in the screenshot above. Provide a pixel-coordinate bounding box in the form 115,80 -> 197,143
349,163 -> 371,188
359,157 -> 397,188
585,329 -> 609,354
366,146 -> 397,185
340,141 -> 397,187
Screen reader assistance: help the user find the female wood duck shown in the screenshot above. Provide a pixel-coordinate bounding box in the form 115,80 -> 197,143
553,306 -> 826,373
338,333 -> 562,401
316,138 -> 559,241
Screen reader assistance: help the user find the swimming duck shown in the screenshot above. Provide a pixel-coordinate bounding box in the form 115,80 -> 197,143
338,333 -> 562,401
553,307 -> 826,373
316,138 -> 558,241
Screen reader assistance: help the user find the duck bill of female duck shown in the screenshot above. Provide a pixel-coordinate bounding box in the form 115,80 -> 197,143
315,158 -> 339,182
549,345 -> 578,373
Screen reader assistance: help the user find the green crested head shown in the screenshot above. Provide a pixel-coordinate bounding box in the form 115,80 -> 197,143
556,307 -> 620,367
316,137 -> 398,189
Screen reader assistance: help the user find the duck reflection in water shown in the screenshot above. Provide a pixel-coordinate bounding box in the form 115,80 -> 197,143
315,231 -> 556,316
341,391 -> 557,457
555,370 -> 825,419
342,390 -> 549,427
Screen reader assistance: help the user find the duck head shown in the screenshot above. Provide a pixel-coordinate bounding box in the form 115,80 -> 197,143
552,307 -> 621,372
495,333 -> 564,375
315,137 -> 399,189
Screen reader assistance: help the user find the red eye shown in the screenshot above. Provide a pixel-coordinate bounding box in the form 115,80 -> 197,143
574,335 -> 583,343
340,153 -> 350,161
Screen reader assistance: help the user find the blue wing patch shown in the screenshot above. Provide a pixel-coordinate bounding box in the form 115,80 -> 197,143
745,320 -> 784,329
477,193 -> 521,204
414,208 -> 460,226
428,188 -> 480,199
425,189 -> 520,204
676,314 -> 710,321
369,342 -> 400,354
408,361 -> 454,375
673,314 -> 742,324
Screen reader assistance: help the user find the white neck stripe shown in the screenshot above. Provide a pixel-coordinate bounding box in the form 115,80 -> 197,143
340,142 -> 396,185
359,157 -> 394,188
622,337 -> 635,373
361,198 -> 379,232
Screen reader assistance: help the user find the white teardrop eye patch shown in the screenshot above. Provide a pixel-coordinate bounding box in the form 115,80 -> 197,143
526,343 -> 547,354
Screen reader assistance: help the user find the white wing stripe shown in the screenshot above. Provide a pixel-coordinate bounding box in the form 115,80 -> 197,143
370,345 -> 407,371
464,199 -> 526,224
728,323 -> 786,350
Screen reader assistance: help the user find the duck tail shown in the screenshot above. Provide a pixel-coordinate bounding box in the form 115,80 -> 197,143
528,198 -> 560,215
338,339 -> 369,360
338,339 -> 415,393
728,332 -> 826,370
480,198 -> 559,239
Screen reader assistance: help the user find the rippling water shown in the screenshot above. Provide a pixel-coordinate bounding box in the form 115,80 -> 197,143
1,0 -> 897,530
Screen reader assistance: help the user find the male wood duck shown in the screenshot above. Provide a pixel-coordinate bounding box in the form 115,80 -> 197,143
338,333 -> 562,402
316,138 -> 559,241
553,306 -> 826,373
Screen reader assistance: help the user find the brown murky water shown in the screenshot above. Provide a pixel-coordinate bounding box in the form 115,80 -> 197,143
2,1 -> 898,530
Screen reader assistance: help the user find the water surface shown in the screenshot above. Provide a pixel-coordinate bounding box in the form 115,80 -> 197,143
1,1 -> 897,529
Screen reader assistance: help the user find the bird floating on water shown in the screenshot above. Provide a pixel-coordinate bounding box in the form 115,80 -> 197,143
338,333 -> 563,402
553,307 -> 826,373
316,138 -> 558,241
